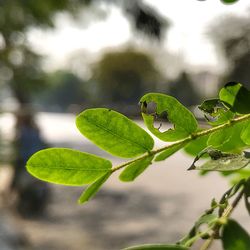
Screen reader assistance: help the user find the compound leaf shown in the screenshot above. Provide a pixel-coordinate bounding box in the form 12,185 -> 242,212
26,148 -> 112,186
76,108 -> 154,158
119,155 -> 154,182
222,219 -> 250,250
140,93 -> 197,142
123,244 -> 189,250
78,171 -> 111,204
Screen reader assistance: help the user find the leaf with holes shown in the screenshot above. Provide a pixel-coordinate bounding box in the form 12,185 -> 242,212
119,155 -> 154,182
78,171 -> 111,204
198,98 -> 234,126
140,93 -> 198,142
193,152 -> 250,172
76,108 -> 154,158
26,148 -> 112,186
222,219 -> 250,250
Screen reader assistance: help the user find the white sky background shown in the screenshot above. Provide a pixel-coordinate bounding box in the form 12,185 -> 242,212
28,0 -> 250,76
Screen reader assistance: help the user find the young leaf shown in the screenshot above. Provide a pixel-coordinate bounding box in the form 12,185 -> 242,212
122,244 -> 189,250
78,171 -> 111,204
140,93 -> 198,142
155,143 -> 185,162
222,219 -> 250,250
119,155 -> 154,182
26,148 -> 112,186
194,153 -> 250,172
207,122 -> 247,152
241,121 -> 250,145
184,135 -> 209,157
76,108 -> 154,158
219,82 -> 250,114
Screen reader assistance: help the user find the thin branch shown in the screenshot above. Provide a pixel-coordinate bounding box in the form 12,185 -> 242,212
111,114 -> 250,173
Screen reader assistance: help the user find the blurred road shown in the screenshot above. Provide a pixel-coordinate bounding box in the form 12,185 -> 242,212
0,112 -> 249,250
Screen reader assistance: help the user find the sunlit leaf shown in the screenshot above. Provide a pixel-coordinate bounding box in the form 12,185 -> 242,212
207,121 -> 247,152
222,219 -> 250,250
26,148 -> 112,186
119,155 -> 154,182
123,244 -> 189,250
155,143 -> 185,162
241,121 -> 250,145
184,135 -> 209,156
219,82 -> 250,114
78,171 -> 111,204
140,93 -> 198,141
76,108 -> 154,158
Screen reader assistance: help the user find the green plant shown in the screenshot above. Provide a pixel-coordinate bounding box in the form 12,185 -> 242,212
26,82 -> 250,250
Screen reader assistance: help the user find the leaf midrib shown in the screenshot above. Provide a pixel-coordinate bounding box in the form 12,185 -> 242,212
82,115 -> 150,152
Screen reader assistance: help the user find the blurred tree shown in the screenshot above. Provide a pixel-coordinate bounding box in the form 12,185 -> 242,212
209,14 -> 250,89
0,0 -> 168,106
91,48 -> 163,105
35,71 -> 87,111
167,72 -> 201,107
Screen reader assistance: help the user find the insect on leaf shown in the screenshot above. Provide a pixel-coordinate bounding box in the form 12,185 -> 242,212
76,108 -> 154,158
26,148 -> 112,186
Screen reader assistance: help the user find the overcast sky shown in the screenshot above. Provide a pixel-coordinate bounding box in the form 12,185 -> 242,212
28,0 -> 250,74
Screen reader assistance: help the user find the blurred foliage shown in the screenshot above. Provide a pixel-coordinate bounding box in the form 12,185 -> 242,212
34,71 -> 87,112
0,0 -> 167,105
168,72 -> 201,107
91,48 -> 163,105
209,14 -> 250,89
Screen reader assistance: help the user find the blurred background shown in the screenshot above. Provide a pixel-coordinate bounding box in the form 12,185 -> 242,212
0,0 -> 250,249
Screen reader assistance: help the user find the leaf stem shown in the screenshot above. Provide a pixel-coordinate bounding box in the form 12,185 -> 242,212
199,187 -> 245,250
111,114 -> 250,173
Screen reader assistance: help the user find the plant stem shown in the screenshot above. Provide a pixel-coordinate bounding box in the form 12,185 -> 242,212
111,114 -> 250,173
199,187 -> 245,250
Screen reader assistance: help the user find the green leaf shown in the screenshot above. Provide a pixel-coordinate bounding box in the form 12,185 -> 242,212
122,244 -> 189,250
155,143 -> 185,162
219,82 -> 250,114
26,148 -> 112,186
221,0 -> 239,4
207,121 -> 247,152
140,93 -> 198,142
198,98 -> 234,126
241,121 -> 250,145
78,171 -> 111,204
222,219 -> 250,250
184,135 -> 209,157
119,155 -> 154,182
195,153 -> 250,172
76,108 -> 154,158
